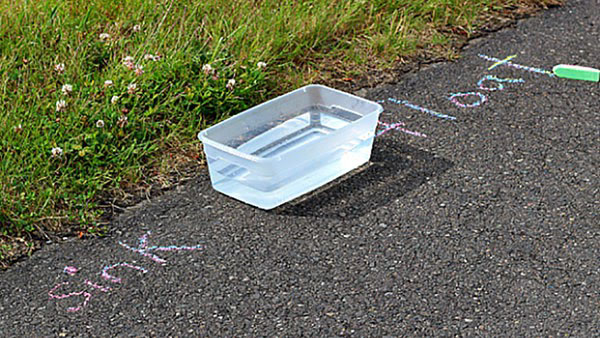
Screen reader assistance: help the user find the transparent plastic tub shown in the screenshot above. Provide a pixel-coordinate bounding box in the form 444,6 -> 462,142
198,84 -> 382,209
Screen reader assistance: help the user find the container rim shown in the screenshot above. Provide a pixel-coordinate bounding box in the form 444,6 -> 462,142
198,84 -> 383,162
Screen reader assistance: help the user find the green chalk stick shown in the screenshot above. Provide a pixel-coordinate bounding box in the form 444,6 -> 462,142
553,64 -> 600,82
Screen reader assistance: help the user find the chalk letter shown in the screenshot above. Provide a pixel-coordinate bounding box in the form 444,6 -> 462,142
387,97 -> 456,120
448,92 -> 487,108
119,231 -> 203,265
478,54 -> 555,77
48,282 -> 92,312
477,75 -> 524,91
101,262 -> 148,283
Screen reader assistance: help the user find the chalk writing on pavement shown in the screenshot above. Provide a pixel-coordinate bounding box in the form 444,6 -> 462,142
48,231 -> 203,312
377,54 -> 551,137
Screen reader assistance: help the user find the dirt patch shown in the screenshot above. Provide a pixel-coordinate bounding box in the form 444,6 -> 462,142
315,1 -> 562,93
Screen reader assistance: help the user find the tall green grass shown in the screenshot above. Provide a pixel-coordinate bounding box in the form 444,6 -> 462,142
0,0 -> 558,240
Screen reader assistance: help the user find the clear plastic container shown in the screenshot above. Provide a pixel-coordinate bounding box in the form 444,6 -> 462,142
198,84 -> 382,209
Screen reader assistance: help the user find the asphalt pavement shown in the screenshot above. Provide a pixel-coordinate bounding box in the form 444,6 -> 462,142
1,0 -> 599,335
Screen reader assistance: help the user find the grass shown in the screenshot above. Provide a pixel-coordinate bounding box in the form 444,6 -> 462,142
0,0 -> 560,260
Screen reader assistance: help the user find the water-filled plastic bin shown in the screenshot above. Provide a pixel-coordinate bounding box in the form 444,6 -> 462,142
198,84 -> 382,209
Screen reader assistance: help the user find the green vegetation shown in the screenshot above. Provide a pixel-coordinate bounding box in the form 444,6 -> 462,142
0,0 -> 559,247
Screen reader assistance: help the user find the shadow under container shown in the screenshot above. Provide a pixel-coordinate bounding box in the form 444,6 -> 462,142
198,84 -> 383,209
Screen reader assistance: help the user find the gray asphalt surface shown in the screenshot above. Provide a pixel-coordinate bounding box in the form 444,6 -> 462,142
1,0 -> 599,336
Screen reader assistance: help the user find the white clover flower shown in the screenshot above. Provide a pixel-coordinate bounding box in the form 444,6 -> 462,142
99,33 -> 111,41
117,115 -> 128,128
127,83 -> 137,94
123,56 -> 135,70
104,80 -> 114,87
54,63 -> 65,74
134,64 -> 144,76
133,24 -> 141,32
144,53 -> 161,61
257,61 -> 267,69
51,147 -> 63,158
226,78 -> 236,90
202,64 -> 213,75
55,100 -> 67,112
111,95 -> 119,104
61,84 -> 73,95
96,119 -> 105,128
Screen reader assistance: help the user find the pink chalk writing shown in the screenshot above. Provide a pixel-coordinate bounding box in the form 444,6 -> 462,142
48,282 -> 92,313
377,121 -> 427,138
48,231 -> 203,312
63,266 -> 79,275
85,279 -> 111,292
448,91 -> 488,108
101,262 -> 148,283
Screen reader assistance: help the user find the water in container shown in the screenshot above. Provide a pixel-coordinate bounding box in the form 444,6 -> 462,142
199,85 -> 382,209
